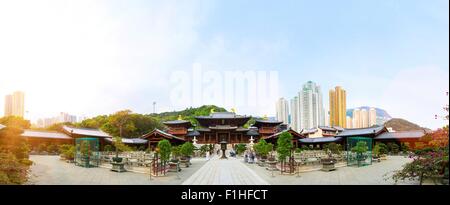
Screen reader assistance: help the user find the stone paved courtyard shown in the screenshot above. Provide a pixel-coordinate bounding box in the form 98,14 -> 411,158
245,155 -> 417,185
27,155 -> 207,185
27,155 -> 416,185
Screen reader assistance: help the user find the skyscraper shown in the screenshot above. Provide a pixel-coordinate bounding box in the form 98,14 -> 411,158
361,109 -> 369,128
4,91 -> 25,117
352,108 -> 361,128
290,97 -> 300,132
369,107 -> 377,127
275,98 -> 289,124
298,81 -> 325,130
4,95 -> 12,116
346,116 -> 353,128
329,86 -> 346,127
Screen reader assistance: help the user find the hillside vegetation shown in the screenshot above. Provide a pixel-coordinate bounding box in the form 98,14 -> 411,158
384,118 -> 430,132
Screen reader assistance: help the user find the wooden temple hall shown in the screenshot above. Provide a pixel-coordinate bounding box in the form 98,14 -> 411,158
142,112 -> 301,148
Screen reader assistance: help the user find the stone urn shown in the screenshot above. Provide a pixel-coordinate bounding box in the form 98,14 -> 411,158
321,158 -> 336,172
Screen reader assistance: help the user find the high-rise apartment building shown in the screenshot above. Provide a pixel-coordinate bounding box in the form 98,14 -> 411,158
4,95 -> 12,116
275,98 -> 289,124
36,112 -> 78,128
290,97 -> 300,132
352,108 -> 361,128
4,91 -> 25,117
351,107 -> 377,128
346,116 -> 353,128
329,86 -> 346,127
369,107 -> 377,127
361,109 -> 369,128
298,81 -> 325,130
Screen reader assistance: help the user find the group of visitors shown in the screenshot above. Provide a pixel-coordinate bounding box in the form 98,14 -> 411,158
244,150 -> 256,164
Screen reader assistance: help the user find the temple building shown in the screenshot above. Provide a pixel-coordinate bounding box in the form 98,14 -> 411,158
142,112 -> 298,149
21,130 -> 73,150
62,125 -> 112,149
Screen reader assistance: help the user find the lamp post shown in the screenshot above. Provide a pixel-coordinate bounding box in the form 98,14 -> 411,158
220,140 -> 228,159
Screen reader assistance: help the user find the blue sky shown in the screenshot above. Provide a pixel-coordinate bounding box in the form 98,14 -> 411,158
0,0 -> 448,129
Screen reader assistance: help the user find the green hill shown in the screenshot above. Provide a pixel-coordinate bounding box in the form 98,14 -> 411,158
384,118 -> 430,132
150,105 -> 228,127
74,105 -> 228,138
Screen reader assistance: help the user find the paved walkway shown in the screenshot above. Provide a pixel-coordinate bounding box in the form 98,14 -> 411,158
182,156 -> 269,185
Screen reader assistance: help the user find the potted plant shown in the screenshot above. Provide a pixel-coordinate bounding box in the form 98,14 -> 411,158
200,145 -> 209,157
59,144 -> 74,162
180,142 -> 194,167
171,145 -> 181,163
254,139 -> 273,166
375,143 -> 388,160
157,139 -> 172,174
388,143 -> 400,155
276,132 -> 294,173
111,136 -> 133,163
235,143 -> 247,156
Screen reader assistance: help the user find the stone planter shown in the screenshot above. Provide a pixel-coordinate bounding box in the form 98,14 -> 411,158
180,158 -> 190,168
111,161 -> 126,172
321,158 -> 336,172
266,160 -> 278,171
168,162 -> 181,172
258,158 -> 266,167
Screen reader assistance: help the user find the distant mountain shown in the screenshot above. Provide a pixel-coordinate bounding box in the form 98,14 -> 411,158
384,118 -> 431,132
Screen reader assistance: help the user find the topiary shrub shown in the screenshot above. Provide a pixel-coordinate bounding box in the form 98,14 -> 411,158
180,142 -> 195,158
235,143 -> 247,155
103,145 -> 114,152
388,143 -> 400,155
46,144 -> 59,155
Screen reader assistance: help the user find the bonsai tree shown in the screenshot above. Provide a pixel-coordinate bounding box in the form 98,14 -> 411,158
373,143 -> 381,158
157,139 -> 172,168
112,137 -> 133,162
235,143 -> 247,155
375,142 -> 388,156
200,145 -> 210,156
103,145 -> 114,152
37,143 -> 47,154
254,139 -> 273,159
323,143 -> 341,154
276,132 -> 294,173
180,142 -> 195,159
300,145 -> 310,151
59,144 -> 75,161
388,143 -> 400,155
46,144 -> 59,155
351,141 -> 368,166
171,145 -> 181,161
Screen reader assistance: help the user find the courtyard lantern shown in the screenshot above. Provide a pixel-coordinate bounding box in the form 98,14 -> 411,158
220,140 -> 228,159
